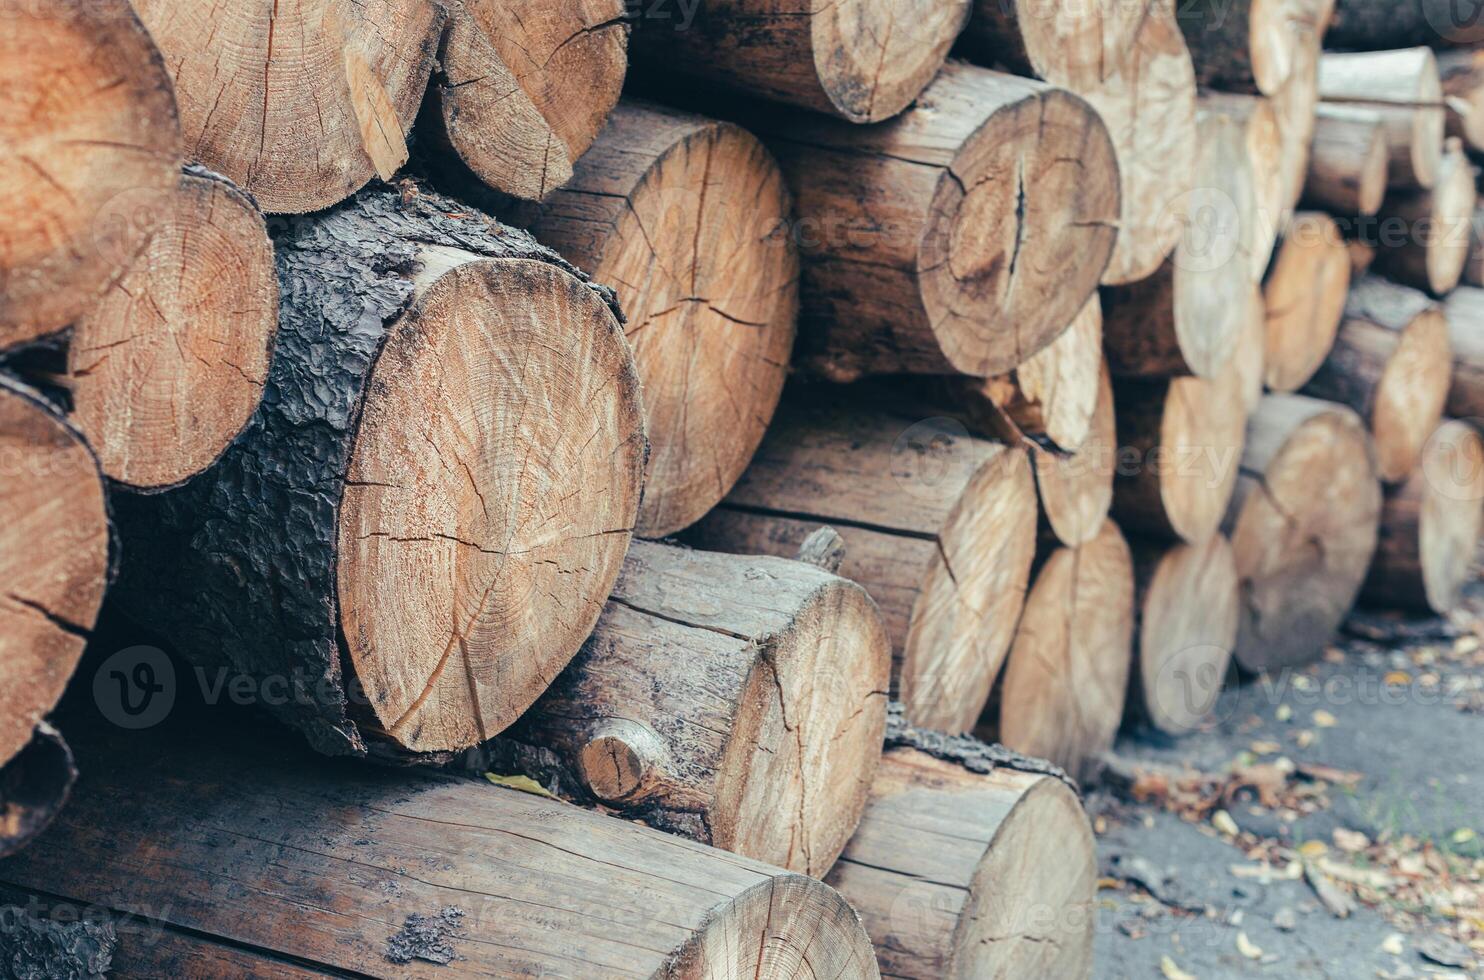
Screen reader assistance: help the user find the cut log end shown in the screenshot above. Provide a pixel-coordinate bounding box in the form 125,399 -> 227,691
995,518 -> 1135,779
1234,283 -> 1267,415
980,0 -> 1146,91
1133,536 -> 1240,735
1373,309 -> 1454,483
1318,47 -> 1444,192
433,0 -> 629,202
1036,360 -> 1116,548
810,0 -> 970,123
1263,212 -> 1350,393
1305,105 -> 1389,217
0,0 -> 181,348
336,257 -> 645,754
976,295 -> 1102,452
69,169 -> 277,489
919,88 -> 1119,377
0,380 -> 109,769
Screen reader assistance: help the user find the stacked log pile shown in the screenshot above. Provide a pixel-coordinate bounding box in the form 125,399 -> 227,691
2,0 -> 1483,976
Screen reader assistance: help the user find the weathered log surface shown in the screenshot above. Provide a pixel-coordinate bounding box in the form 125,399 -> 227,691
687,394 -> 1038,736
825,747 -> 1096,979
1263,211 -> 1350,393
489,541 -> 891,878
1304,104 -> 1389,216
1373,137 -> 1477,296
1362,420 -> 1484,614
630,0 -> 970,124
1303,277 -> 1453,483
132,0 -> 445,213
1318,48 -> 1445,190
746,62 -> 1119,380
427,0 -> 628,202
1224,394 -> 1382,672
0,724 -> 883,979
0,0 -> 181,350
517,102 -> 797,538
107,186 -> 646,758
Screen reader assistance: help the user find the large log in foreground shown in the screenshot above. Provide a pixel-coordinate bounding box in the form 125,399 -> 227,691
1263,211 -> 1351,393
688,398 -> 1038,736
0,0 -> 181,351
427,0 -> 628,202
1318,48 -> 1445,191
131,0 -> 444,213
0,377 -> 110,772
518,103 -> 797,538
0,726 -> 881,979
109,187 -> 647,759
491,541 -> 891,877
827,745 -> 1096,979
1373,138 -> 1478,297
630,0 -> 969,124
1303,277 -> 1453,483
752,62 -> 1119,381
1225,394 -> 1382,673
1362,420 -> 1484,614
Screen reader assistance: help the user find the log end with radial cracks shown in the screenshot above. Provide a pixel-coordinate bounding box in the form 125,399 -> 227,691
995,518 -> 1135,780
919,86 -> 1119,377
0,0 -> 181,349
526,105 -> 797,539
809,0 -> 972,123
1226,394 -> 1381,673
433,0 -> 629,202
0,381 -> 109,769
131,0 -> 445,213
70,168 -> 277,490
336,257 -> 646,754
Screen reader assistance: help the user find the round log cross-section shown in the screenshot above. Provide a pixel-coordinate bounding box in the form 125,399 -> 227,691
1225,394 -> 1382,673
1374,138 -> 1478,297
750,62 -> 1119,381
964,0 -> 1146,91
1444,286 -> 1484,421
108,188 -> 646,759
1263,211 -> 1351,393
0,0 -> 181,350
1318,48 -> 1445,191
1305,105 -> 1389,217
131,0 -> 445,213
1176,0 -> 1306,95
518,103 -> 798,538
1033,360 -> 1117,548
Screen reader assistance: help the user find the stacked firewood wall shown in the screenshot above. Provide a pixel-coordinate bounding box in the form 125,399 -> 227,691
0,0 -> 1480,977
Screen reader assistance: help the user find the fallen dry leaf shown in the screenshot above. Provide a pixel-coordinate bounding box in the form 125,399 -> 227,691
1236,932 -> 1262,959
1160,955 -> 1197,980
1312,709 -> 1338,728
1334,828 -> 1370,853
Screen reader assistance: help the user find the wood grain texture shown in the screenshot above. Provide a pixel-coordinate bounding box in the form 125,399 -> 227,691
1443,286 -> 1484,421
964,0 -> 1146,91
1305,105 -> 1389,217
1263,212 -> 1350,393
1373,138 -> 1477,296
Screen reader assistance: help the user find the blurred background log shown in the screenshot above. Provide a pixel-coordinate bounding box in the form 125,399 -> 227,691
1318,48 -> 1445,190
1263,212 -> 1351,392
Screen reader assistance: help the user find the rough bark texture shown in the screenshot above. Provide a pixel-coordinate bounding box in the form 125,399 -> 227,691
1263,211 -> 1351,393
0,376 -> 111,771
629,0 -> 971,124
1373,138 -> 1478,296
107,185 -> 646,759
515,102 -> 798,538
1224,393 -> 1382,672
132,0 -> 445,213
1303,276 -> 1453,483
687,392 -> 1039,736
0,0 -> 182,350
1324,0 -> 1484,50
479,541 -> 891,878
963,0 -> 1146,91
989,518 -> 1136,780
0,724 -> 882,979
1361,420 -> 1484,614
742,61 -> 1119,380
1443,286 -> 1484,421
1318,48 -> 1446,190
1304,104 -> 1389,216
426,0 -> 629,202
1176,0 -> 1304,95
0,723 -> 76,860
0,892 -> 114,979
825,747 -> 1096,979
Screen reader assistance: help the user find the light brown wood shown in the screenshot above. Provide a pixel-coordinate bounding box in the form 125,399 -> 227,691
1303,277 -> 1453,483
517,103 -> 797,538
1271,23 -> 1321,216
1373,138 -> 1478,297
1443,286 -> 1484,421
991,518 -> 1135,780
1176,0 -> 1307,95
0,725 -> 883,979
0,0 -> 182,350
428,0 -> 628,202
1102,100 -> 1257,379
1198,92 -> 1285,281
494,541 -> 890,877
60,167 -> 277,490
687,396 -> 1039,735
629,0 -> 970,124
1224,393 -> 1382,672
1351,240 -> 1378,277
826,748 -> 1096,980
108,189 -> 647,758
1262,211 -> 1350,393
1111,361 -> 1249,544
963,0 -> 1145,91
1233,283 -> 1267,414
1129,535 -> 1240,735
0,378 -> 109,771
748,62 -> 1118,380
1362,420 -> 1484,613
132,0 -> 444,213
1304,104 -> 1389,216
1318,48 -> 1446,191
1438,48 -> 1484,154
1034,361 -> 1118,549
1075,2 -> 1199,285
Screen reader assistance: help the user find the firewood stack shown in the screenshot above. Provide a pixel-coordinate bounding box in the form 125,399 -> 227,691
1,0 -> 1480,976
